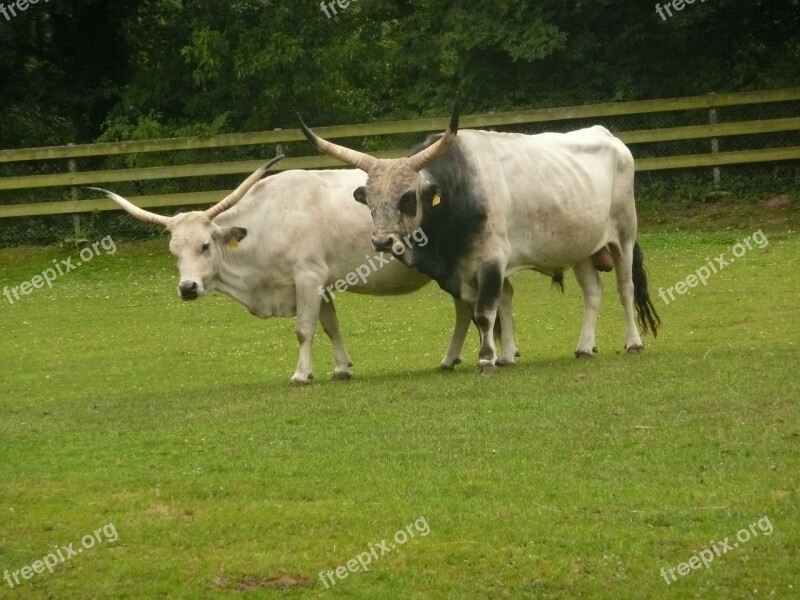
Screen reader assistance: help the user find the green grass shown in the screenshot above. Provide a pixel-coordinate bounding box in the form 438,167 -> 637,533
1,216 -> 798,598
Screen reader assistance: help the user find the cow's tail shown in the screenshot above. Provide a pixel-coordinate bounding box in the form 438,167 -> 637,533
632,241 -> 661,337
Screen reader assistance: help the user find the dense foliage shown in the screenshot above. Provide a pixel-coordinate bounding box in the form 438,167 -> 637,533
1,0 -> 798,147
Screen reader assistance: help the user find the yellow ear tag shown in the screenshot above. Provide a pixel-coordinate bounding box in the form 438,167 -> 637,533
227,239 -> 239,249
432,193 -> 441,206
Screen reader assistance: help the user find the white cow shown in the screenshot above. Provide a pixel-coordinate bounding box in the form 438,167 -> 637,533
91,157 -> 518,383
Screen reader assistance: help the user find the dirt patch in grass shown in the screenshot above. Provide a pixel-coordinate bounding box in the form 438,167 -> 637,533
210,572 -> 313,592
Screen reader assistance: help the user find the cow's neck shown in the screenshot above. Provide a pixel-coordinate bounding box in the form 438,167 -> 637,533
214,250 -> 257,305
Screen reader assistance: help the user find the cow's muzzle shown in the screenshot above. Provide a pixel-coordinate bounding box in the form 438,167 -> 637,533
372,233 -> 405,255
178,281 -> 200,300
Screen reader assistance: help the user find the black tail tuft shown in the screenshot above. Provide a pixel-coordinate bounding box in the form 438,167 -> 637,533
551,270 -> 565,294
632,241 -> 661,337
493,313 -> 502,345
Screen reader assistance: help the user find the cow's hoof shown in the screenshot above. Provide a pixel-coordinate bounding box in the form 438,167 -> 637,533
475,361 -> 498,375
332,370 -> 352,381
495,356 -> 516,367
289,374 -> 313,386
575,350 -> 594,359
626,345 -> 644,355
439,357 -> 462,371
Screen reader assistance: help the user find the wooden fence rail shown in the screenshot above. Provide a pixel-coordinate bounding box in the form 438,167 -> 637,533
1,87 -> 798,220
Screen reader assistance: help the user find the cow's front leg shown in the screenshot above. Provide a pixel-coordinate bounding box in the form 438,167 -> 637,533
495,278 -> 518,366
474,262 -> 504,375
318,298 -> 354,380
290,278 -> 323,386
440,297 -> 471,370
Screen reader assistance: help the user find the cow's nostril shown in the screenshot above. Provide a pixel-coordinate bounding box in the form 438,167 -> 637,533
372,235 -> 392,251
179,281 -> 199,297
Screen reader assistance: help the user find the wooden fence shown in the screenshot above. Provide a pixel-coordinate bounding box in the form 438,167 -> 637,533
0,87 -> 798,222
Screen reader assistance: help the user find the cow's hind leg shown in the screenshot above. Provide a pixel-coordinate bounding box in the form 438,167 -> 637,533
319,299 -> 354,380
474,261 -> 504,375
440,297 -> 471,370
495,279 -> 518,366
572,258 -> 603,358
289,278 -> 323,385
609,241 -> 644,353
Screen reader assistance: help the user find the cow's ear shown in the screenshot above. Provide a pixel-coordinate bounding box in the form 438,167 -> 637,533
214,226 -> 248,248
421,183 -> 443,208
353,186 -> 367,204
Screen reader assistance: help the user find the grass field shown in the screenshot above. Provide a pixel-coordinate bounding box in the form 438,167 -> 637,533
1,197 -> 799,599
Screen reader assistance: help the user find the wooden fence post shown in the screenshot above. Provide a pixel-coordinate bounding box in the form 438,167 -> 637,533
67,143 -> 86,245
709,94 -> 721,188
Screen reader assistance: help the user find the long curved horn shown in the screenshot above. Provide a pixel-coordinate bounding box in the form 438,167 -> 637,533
204,154 -> 284,220
297,115 -> 377,172
87,187 -> 171,227
407,94 -> 460,172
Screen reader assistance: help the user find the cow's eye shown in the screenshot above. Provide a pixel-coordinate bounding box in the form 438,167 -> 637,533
201,242 -> 211,252
399,192 -> 416,216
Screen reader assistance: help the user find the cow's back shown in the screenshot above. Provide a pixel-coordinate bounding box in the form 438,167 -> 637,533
425,128 -> 633,274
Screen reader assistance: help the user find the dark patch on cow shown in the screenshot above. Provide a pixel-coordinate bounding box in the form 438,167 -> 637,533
474,262 -> 503,360
475,315 -> 490,330
476,261 -> 503,316
474,314 -> 495,360
399,191 -> 417,216
214,226 -> 248,247
632,241 -> 661,337
551,270 -> 565,293
406,135 -> 488,298
353,186 -> 367,204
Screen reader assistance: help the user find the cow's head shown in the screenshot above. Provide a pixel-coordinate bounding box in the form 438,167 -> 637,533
89,155 -> 283,300
299,98 -> 459,265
